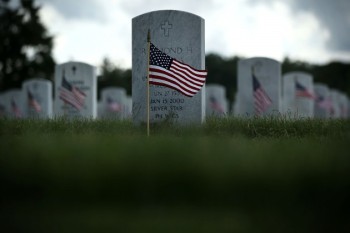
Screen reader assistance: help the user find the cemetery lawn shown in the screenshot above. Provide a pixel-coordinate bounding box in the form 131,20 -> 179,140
1,117 -> 350,233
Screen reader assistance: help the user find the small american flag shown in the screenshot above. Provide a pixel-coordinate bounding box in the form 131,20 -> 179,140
59,75 -> 86,110
149,43 -> 207,97
252,73 -> 272,115
27,89 -> 41,112
106,96 -> 122,112
295,81 -> 316,99
209,96 -> 225,113
11,99 -> 21,118
315,95 -> 333,112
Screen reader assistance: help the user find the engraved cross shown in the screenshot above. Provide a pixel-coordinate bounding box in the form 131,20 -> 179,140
161,21 -> 172,37
72,66 -> 76,75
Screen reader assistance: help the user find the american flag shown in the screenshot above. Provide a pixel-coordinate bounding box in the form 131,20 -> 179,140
315,95 -> 333,112
59,76 -> 86,110
11,99 -> 21,118
295,81 -> 316,99
106,96 -> 122,112
252,73 -> 272,115
149,43 -> 207,97
27,89 -> 41,112
209,96 -> 225,113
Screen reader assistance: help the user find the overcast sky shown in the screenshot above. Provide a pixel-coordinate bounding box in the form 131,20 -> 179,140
35,0 -> 350,69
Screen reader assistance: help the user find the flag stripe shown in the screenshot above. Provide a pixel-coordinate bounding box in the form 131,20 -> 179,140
28,90 -> 41,112
11,100 -> 21,118
149,43 -> 207,97
149,76 -> 197,96
149,66 -> 203,92
28,99 -> 41,112
59,76 -> 86,110
168,65 -> 206,86
59,87 -> 84,110
209,96 -> 225,113
253,73 -> 272,115
295,82 -> 316,99
171,60 -> 207,79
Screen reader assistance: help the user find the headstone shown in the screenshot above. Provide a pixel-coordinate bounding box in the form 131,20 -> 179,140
97,101 -> 103,119
4,89 -> 25,118
338,92 -> 349,119
237,57 -> 281,117
54,62 -> 97,119
125,96 -> 132,119
314,83 -> 331,118
329,89 -> 341,118
348,97 -> 350,119
283,72 -> 314,118
205,84 -> 227,117
132,10 -> 206,125
100,87 -> 126,119
0,93 -> 7,118
22,79 -> 52,119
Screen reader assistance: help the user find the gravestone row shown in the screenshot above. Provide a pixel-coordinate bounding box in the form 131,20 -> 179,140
1,10 -> 349,122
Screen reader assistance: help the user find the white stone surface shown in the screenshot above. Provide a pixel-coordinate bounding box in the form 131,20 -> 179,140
125,96 -> 132,119
100,87 -> 127,119
237,57 -> 281,117
132,10 -> 206,125
329,89 -> 341,119
0,93 -> 7,118
54,62 -> 97,119
283,72 -> 314,118
338,92 -> 349,118
4,89 -> 25,118
22,79 -> 52,119
205,84 -> 227,117
314,83 -> 331,118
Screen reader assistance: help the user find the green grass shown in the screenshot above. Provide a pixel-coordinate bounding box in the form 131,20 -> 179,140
1,117 -> 350,233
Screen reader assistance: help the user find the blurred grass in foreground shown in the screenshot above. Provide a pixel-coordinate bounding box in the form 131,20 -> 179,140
1,117 -> 350,233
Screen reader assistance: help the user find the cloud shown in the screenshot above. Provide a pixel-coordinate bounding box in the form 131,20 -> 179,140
251,0 -> 350,52
289,0 -> 350,52
37,0 -> 107,22
37,0 -> 350,68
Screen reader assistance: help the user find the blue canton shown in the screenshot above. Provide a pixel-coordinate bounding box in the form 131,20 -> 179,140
150,43 -> 173,70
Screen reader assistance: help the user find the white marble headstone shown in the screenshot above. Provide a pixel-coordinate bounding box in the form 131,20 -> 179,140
314,83 -> 331,118
0,93 -> 7,118
205,84 -> 227,117
97,101 -> 103,119
100,87 -> 127,119
125,96 -> 132,119
22,79 -> 52,119
132,10 -> 206,125
338,92 -> 349,119
329,89 -> 341,119
347,96 -> 350,119
283,72 -> 314,118
237,57 -> 281,117
54,62 -> 97,119
4,89 -> 25,118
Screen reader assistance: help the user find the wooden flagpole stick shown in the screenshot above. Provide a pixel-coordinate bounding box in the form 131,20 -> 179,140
147,29 -> 151,137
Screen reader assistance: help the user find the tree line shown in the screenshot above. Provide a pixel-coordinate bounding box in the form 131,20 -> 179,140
1,0 -> 349,104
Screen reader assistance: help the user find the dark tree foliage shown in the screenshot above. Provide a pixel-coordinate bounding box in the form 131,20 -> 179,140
97,57 -> 131,100
206,53 -> 241,104
0,0 -> 55,91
